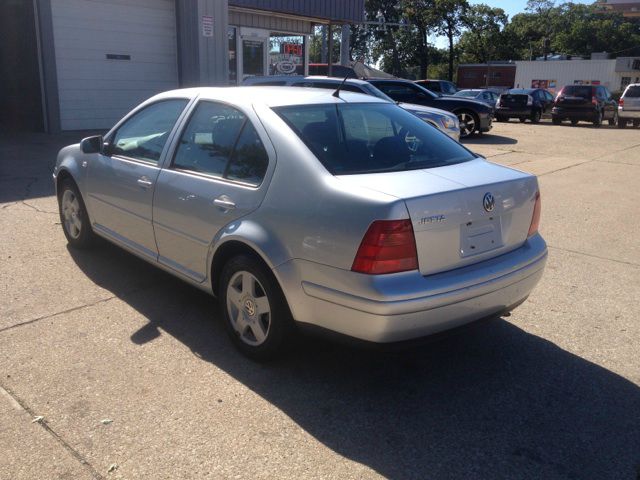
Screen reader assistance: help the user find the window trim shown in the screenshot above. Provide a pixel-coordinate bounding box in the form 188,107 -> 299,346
168,99 -> 270,188
106,97 -> 191,166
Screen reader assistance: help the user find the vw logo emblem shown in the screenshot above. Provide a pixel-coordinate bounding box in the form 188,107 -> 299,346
244,299 -> 256,316
483,192 -> 495,212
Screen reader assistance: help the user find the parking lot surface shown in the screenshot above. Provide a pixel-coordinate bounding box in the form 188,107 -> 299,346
1,121 -> 639,479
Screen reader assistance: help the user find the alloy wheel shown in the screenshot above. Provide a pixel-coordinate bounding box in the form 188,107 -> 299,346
61,189 -> 82,239
457,112 -> 476,138
226,270 -> 271,346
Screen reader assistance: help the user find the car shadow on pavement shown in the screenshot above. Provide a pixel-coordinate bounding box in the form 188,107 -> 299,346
68,242 -> 640,480
462,133 -> 517,145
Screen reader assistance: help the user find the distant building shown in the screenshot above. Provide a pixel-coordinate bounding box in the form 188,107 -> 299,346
1,0 -> 364,132
596,0 -> 640,17
514,57 -> 640,94
456,63 -> 516,90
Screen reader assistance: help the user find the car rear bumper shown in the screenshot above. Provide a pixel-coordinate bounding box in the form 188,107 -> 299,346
275,234 -> 547,343
551,107 -> 596,120
618,108 -> 640,119
496,107 -> 531,117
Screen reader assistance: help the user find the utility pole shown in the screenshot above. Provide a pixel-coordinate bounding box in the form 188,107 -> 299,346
327,23 -> 333,76
340,24 -> 350,66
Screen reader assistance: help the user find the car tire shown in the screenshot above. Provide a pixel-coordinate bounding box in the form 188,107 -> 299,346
617,118 -> 627,129
519,117 -> 526,123
570,118 -> 579,126
608,111 -> 618,126
455,110 -> 479,138
531,109 -> 542,123
593,110 -> 602,127
552,116 -> 562,125
219,254 -> 294,361
495,115 -> 506,122
633,119 -> 640,128
57,178 -> 95,249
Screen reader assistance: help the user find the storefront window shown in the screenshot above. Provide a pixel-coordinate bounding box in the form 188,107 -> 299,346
269,34 -> 304,76
228,27 -> 237,85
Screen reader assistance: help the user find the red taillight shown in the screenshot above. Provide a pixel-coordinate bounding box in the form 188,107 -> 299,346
352,220 -> 418,274
591,95 -> 597,105
528,191 -> 541,237
619,98 -> 624,107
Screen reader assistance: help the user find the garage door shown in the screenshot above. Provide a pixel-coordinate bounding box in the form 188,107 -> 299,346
51,0 -> 178,130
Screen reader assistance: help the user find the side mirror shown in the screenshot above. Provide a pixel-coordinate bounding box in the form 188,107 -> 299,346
80,135 -> 104,154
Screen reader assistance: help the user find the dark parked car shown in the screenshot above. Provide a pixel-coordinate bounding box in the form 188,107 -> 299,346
551,85 -> 618,127
495,88 -> 554,123
415,79 -> 458,95
368,79 -> 493,138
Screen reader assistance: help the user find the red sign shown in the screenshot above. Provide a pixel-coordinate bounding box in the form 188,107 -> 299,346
282,43 -> 302,56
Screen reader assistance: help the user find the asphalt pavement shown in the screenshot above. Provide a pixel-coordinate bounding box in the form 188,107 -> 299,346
1,121 -> 639,479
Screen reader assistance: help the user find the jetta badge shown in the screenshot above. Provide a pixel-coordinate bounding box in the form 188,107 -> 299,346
483,192 -> 495,212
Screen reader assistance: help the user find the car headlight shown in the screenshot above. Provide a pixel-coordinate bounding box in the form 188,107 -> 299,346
440,116 -> 457,129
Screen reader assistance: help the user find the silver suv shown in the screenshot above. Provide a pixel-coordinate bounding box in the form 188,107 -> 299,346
618,83 -> 640,128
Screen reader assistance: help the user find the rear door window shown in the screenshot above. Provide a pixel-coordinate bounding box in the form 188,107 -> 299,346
172,101 -> 269,186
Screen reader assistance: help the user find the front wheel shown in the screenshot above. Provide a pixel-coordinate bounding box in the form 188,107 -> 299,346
58,178 -> 95,249
456,110 -> 479,138
618,118 -> 627,129
219,255 -> 293,361
519,117 -> 526,123
552,116 -> 562,125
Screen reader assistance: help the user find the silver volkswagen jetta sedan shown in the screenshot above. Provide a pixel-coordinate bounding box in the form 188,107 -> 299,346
54,87 -> 547,360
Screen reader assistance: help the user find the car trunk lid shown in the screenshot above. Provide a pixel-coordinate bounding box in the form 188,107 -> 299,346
337,159 -> 538,275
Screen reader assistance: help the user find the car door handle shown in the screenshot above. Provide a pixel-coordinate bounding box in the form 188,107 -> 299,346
137,177 -> 153,188
213,196 -> 236,211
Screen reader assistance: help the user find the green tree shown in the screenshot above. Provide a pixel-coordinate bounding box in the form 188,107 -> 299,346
458,4 -> 509,63
433,0 -> 469,80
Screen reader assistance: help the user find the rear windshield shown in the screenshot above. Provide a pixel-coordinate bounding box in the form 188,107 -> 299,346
624,85 -> 640,98
561,86 -> 593,98
273,103 -> 475,175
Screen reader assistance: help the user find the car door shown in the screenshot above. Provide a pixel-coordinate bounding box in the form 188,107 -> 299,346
87,99 -> 189,259
152,100 -> 273,282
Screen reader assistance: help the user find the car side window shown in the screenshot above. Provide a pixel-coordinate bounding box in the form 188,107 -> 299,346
225,122 -> 269,186
376,83 -> 417,103
545,91 -> 554,101
172,101 -> 269,186
111,99 -> 188,163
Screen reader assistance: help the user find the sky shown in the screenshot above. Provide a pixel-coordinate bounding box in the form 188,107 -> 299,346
432,0 -> 593,47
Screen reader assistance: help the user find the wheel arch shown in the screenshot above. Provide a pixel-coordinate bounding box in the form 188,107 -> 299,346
208,221 -> 292,299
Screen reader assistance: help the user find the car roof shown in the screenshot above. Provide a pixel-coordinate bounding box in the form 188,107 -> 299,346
151,86 -> 387,107
508,88 -> 536,93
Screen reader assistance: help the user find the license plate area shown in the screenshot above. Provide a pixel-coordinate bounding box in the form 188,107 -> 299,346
460,216 -> 503,257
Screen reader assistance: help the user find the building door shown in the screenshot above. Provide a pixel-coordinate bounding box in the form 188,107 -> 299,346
241,38 -> 267,80
0,0 -> 44,132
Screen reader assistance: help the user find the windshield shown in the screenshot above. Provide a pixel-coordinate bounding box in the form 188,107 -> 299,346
455,91 -> 478,98
274,103 -> 475,175
561,86 -> 592,98
625,85 -> 640,98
